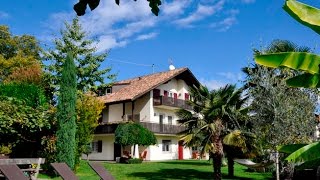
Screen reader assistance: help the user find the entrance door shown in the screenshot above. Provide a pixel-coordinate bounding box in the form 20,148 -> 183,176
114,143 -> 121,161
178,140 -> 184,160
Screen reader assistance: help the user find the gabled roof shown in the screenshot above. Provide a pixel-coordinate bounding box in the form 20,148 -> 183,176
100,67 -> 200,104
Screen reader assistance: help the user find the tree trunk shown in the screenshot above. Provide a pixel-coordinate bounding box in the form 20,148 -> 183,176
211,135 -> 223,180
227,155 -> 234,177
212,152 -> 223,180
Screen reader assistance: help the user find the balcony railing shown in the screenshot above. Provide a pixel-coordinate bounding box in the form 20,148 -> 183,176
95,122 -> 185,135
153,96 -> 192,110
140,122 -> 185,134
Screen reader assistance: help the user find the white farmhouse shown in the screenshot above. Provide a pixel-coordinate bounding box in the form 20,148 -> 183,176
85,67 -> 200,161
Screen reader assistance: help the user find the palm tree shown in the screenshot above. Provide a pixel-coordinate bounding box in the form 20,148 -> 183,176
177,84 -> 248,180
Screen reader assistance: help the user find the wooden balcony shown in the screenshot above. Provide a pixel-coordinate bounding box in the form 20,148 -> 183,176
153,96 -> 192,110
95,124 -> 118,134
94,122 -> 185,135
140,122 -> 185,134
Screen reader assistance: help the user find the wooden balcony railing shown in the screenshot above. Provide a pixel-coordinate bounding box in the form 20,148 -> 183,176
95,122 -> 185,135
153,96 -> 192,110
140,122 -> 185,134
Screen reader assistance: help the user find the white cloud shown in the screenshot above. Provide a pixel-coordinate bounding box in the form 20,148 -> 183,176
42,0 -> 254,50
174,1 -> 225,27
210,9 -> 239,31
136,32 -> 158,41
201,79 -> 227,90
162,1 -> 191,16
96,35 -> 128,52
0,11 -> 9,19
217,72 -> 243,82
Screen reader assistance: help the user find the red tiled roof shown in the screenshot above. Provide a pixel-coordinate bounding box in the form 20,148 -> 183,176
100,67 -> 197,104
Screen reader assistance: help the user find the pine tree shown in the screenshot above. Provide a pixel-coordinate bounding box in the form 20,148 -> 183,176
56,53 -> 77,169
45,17 -> 115,93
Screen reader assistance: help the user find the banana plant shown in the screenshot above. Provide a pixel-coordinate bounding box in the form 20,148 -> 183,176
278,142 -> 320,169
255,0 -> 320,88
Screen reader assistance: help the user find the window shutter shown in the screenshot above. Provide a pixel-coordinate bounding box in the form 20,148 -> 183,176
98,140 -> 102,152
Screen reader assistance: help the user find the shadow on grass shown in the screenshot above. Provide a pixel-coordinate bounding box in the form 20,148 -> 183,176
128,168 -> 260,180
157,160 -> 211,166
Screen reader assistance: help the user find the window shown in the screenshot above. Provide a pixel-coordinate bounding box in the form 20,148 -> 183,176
162,140 -> 171,152
168,116 -> 173,125
106,88 -> 112,94
92,140 -> 102,153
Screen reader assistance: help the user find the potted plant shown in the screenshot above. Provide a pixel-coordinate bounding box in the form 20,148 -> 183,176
0,145 -> 12,158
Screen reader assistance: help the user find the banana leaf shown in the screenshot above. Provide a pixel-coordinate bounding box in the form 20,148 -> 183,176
286,73 -> 320,88
296,158 -> 320,170
255,52 -> 320,74
277,144 -> 308,154
284,0 -> 320,35
285,142 -> 320,163
255,52 -> 320,88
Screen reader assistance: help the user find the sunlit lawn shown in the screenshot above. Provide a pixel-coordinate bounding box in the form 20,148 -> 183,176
39,160 -> 272,180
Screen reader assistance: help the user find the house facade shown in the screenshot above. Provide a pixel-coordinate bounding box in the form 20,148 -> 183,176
85,67 -> 200,161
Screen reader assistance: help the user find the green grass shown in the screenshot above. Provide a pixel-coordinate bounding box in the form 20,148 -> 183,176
39,160 -> 272,180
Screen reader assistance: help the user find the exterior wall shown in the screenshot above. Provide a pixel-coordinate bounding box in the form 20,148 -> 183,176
102,108 -> 109,123
84,135 -> 115,161
157,78 -> 190,100
152,108 -> 179,125
134,93 -> 151,122
147,135 -> 191,161
108,104 -> 123,123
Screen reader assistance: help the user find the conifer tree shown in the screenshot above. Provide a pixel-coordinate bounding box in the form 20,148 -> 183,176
56,53 -> 77,169
45,17 -> 115,93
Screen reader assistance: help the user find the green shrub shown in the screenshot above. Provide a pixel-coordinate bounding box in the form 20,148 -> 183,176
128,158 -> 142,164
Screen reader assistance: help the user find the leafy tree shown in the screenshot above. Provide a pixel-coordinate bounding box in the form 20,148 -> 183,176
115,122 -> 157,146
0,83 -> 47,108
0,25 -> 42,83
74,0 -> 161,16
245,40 -> 317,150
177,85 -> 248,180
75,92 -> 104,167
45,17 -> 115,93
0,96 -> 53,157
244,65 -> 316,148
56,53 -> 77,169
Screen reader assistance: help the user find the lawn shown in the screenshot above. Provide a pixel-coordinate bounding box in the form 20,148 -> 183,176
39,160 -> 272,180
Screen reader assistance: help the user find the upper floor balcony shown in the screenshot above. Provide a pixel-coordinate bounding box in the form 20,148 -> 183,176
95,122 -> 185,135
153,96 -> 192,110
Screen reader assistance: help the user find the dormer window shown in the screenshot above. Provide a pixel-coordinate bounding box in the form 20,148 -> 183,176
106,87 -> 112,94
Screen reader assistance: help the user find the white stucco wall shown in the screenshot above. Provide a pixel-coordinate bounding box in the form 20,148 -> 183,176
146,135 -> 191,161
108,104 -> 123,123
135,93 -> 151,122
84,135 -> 115,161
152,108 -> 179,125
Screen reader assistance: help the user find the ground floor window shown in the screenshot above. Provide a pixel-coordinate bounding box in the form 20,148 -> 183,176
92,140 -> 102,153
162,140 -> 171,152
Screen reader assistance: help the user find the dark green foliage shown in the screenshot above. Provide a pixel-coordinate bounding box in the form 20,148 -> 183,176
74,0 -> 161,16
56,53 -> 77,169
0,96 -> 53,158
128,158 -> 143,164
115,122 -> 157,146
0,83 -> 47,108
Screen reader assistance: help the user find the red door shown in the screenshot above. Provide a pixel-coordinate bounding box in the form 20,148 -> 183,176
164,90 -> 168,97
178,140 -> 183,160
174,93 -> 177,99
184,93 -> 189,100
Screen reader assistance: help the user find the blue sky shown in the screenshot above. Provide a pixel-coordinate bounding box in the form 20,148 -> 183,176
1,0 -> 320,89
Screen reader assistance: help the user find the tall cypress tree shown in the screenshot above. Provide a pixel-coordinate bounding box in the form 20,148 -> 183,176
56,53 -> 77,169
